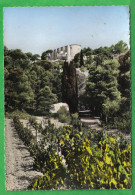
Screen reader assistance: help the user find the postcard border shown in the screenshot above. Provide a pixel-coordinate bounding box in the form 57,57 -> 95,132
0,0 -> 134,195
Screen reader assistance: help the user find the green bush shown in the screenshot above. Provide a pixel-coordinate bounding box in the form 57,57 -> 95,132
56,106 -> 71,124
80,66 -> 87,72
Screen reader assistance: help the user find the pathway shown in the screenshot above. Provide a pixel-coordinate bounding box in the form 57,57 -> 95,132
5,119 -> 43,191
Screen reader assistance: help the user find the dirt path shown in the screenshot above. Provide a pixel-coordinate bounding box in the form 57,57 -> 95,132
80,117 -> 131,139
5,119 -> 43,191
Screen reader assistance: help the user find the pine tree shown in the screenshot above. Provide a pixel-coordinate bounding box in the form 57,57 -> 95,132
85,59 -> 121,119
36,86 -> 58,115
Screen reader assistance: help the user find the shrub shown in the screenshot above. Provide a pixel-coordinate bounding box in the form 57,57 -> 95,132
56,106 -> 71,124
28,147 -> 66,190
60,127 -> 131,189
13,117 -> 131,190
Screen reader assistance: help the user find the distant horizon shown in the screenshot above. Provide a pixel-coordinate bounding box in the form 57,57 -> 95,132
4,6 -> 130,55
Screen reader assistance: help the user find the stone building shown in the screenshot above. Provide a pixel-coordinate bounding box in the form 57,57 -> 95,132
50,44 -> 81,62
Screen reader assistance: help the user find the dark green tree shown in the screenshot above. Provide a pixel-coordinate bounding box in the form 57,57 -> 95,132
82,47 -> 93,56
80,49 -> 84,67
36,86 -> 57,115
62,61 -> 78,114
41,50 -> 53,60
85,59 -> 121,120
25,52 -> 33,60
36,60 -> 52,70
117,51 -> 131,132
114,40 -> 128,54
31,54 -> 40,61
9,49 -> 27,60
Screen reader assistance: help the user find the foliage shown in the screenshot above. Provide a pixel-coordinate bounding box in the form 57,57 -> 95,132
114,40 -> 128,54
29,117 -> 44,133
70,113 -> 80,127
80,49 -> 84,67
4,47 -> 62,115
80,66 -> 87,72
5,110 -> 33,119
85,59 -> 121,118
41,50 -> 52,60
62,61 -> 78,113
29,125 -> 131,190
13,117 -> 131,190
13,116 -> 36,146
56,106 -> 71,124
31,54 -> 40,61
60,127 -> 131,189
36,86 -> 58,115
29,151 -> 66,190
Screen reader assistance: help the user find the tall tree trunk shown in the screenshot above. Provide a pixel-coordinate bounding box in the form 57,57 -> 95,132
62,61 -> 78,114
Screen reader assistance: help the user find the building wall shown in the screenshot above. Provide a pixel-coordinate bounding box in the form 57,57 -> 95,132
50,44 -> 81,62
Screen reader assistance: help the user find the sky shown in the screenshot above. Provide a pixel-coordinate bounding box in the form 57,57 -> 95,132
4,6 -> 130,55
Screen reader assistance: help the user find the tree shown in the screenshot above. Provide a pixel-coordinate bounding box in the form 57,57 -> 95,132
36,86 -> 58,115
74,52 -> 80,63
80,49 -> 84,67
114,40 -> 128,54
51,70 -> 62,102
62,61 -> 78,114
86,54 -> 93,64
4,46 -> 9,56
85,59 -> 121,120
82,47 -> 93,56
5,68 -> 35,112
94,54 -> 104,65
9,49 -> 27,60
25,52 -> 33,60
118,51 -> 130,100
31,54 -> 40,61
117,51 -> 131,132
36,60 -> 52,70
4,56 -> 12,67
41,50 -> 53,60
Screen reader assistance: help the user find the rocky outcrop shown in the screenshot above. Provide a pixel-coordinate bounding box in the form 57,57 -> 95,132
76,68 -> 89,97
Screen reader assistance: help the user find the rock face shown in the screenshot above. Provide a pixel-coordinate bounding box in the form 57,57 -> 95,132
50,102 -> 69,113
62,62 -> 78,113
76,68 -> 89,97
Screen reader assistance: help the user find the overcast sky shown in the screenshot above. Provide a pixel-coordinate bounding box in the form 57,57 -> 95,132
4,6 -> 130,55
